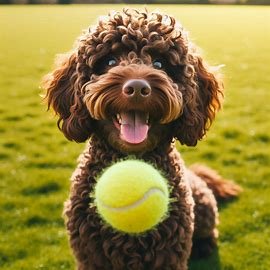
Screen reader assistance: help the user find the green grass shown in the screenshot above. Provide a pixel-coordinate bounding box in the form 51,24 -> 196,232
0,4 -> 270,270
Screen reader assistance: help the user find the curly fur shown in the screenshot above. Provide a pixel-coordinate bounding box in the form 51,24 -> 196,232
43,9 -> 241,270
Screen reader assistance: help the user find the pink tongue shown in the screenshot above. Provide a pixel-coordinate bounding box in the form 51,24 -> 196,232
120,111 -> 149,144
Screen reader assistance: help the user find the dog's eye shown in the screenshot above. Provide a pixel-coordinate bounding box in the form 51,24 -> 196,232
107,58 -> 117,67
153,60 -> 163,69
93,56 -> 118,75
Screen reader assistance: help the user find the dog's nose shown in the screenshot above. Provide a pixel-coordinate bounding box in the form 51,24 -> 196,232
122,79 -> 151,98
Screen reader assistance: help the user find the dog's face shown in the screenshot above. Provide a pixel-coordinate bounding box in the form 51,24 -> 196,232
43,9 -> 223,154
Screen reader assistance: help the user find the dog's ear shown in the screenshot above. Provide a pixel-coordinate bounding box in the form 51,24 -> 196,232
42,51 -> 93,142
174,54 -> 223,146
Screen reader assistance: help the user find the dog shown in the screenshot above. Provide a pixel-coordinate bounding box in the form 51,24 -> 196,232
43,9 -> 241,270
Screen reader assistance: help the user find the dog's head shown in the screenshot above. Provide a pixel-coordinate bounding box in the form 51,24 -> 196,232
43,9 -> 223,154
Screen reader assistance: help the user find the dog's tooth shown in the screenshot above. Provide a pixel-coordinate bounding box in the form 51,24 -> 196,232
116,114 -> 121,123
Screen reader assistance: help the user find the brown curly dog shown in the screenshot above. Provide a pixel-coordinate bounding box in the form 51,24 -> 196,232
43,9 -> 241,270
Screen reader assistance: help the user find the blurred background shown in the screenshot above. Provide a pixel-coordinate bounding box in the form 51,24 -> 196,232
0,1 -> 269,270
1,0 -> 270,5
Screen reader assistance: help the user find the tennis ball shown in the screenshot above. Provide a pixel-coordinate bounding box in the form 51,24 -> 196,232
94,160 -> 169,234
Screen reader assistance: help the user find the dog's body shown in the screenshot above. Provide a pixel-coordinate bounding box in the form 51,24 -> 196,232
43,9 -> 240,269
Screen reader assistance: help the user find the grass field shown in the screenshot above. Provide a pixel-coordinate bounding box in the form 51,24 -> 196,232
0,4 -> 270,270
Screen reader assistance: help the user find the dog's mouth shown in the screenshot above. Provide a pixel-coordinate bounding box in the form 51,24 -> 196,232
112,111 -> 150,144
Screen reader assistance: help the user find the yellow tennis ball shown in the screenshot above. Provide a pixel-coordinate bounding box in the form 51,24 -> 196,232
94,160 -> 169,234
